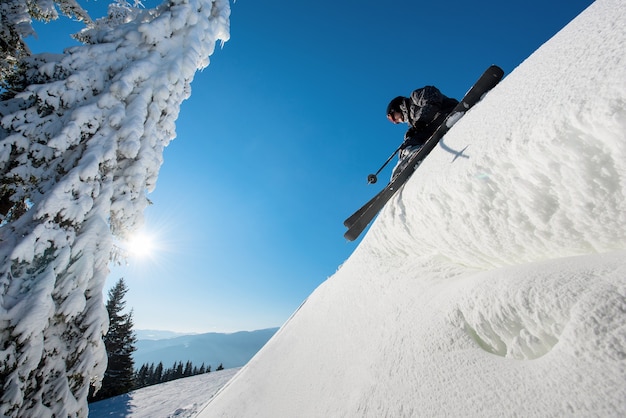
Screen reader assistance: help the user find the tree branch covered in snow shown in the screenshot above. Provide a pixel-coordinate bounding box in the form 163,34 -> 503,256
0,0 -> 92,94
0,0 -> 230,416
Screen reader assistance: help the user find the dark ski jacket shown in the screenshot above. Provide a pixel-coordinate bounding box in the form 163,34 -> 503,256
399,86 -> 458,149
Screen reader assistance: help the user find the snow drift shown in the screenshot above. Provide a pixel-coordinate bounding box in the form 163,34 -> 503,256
199,0 -> 626,416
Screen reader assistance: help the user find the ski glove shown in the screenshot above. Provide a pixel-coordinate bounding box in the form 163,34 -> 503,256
401,127 -> 428,149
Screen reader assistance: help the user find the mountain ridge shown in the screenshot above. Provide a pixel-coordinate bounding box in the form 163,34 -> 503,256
133,327 -> 279,369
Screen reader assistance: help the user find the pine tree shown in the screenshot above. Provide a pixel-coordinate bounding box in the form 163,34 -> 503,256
134,363 -> 149,388
91,278 -> 136,401
131,360 -> 216,390
146,363 -> 156,385
0,1 -> 230,416
175,361 -> 184,379
184,360 -> 193,377
0,0 -> 92,95
153,361 -> 164,385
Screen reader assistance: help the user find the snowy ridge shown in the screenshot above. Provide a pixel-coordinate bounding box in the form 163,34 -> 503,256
371,3 -> 626,268
199,0 -> 626,417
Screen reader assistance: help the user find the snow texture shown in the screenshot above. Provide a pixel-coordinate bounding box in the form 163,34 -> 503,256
199,0 -> 626,416
0,1 -> 229,417
88,368 -> 239,418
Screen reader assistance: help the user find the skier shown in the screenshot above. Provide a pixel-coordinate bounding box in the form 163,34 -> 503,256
386,86 -> 458,176
346,66 -> 503,241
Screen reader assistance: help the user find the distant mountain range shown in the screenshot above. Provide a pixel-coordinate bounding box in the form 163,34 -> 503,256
132,328 -> 279,370
135,330 -> 196,340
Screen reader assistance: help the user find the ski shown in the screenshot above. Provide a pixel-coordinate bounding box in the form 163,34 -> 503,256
343,188 -> 382,228
344,65 -> 504,241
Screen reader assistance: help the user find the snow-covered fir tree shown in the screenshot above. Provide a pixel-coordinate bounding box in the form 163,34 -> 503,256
0,0 -> 230,416
0,0 -> 92,93
90,278 -> 136,401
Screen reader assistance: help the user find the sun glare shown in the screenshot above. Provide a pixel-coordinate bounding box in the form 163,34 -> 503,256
126,232 -> 156,258
115,215 -> 178,267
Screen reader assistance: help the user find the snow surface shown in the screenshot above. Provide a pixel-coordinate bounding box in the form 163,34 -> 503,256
197,0 -> 626,416
88,368 -> 239,418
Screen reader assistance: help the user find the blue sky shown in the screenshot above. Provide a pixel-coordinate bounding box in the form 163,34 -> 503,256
28,0 -> 593,333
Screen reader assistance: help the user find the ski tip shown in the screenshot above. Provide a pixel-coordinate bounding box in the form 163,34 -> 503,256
343,230 -> 358,242
489,64 -> 505,78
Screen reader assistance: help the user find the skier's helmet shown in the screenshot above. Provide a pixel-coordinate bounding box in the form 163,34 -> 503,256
386,96 -> 405,116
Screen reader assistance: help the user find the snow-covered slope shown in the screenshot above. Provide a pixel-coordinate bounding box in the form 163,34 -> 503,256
88,368 -> 239,418
199,0 -> 626,416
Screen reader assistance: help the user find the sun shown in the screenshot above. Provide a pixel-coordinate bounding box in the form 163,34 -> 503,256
125,231 -> 156,258
115,215 -> 175,264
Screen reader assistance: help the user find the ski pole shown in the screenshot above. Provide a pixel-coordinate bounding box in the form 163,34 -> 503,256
367,144 -> 402,184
